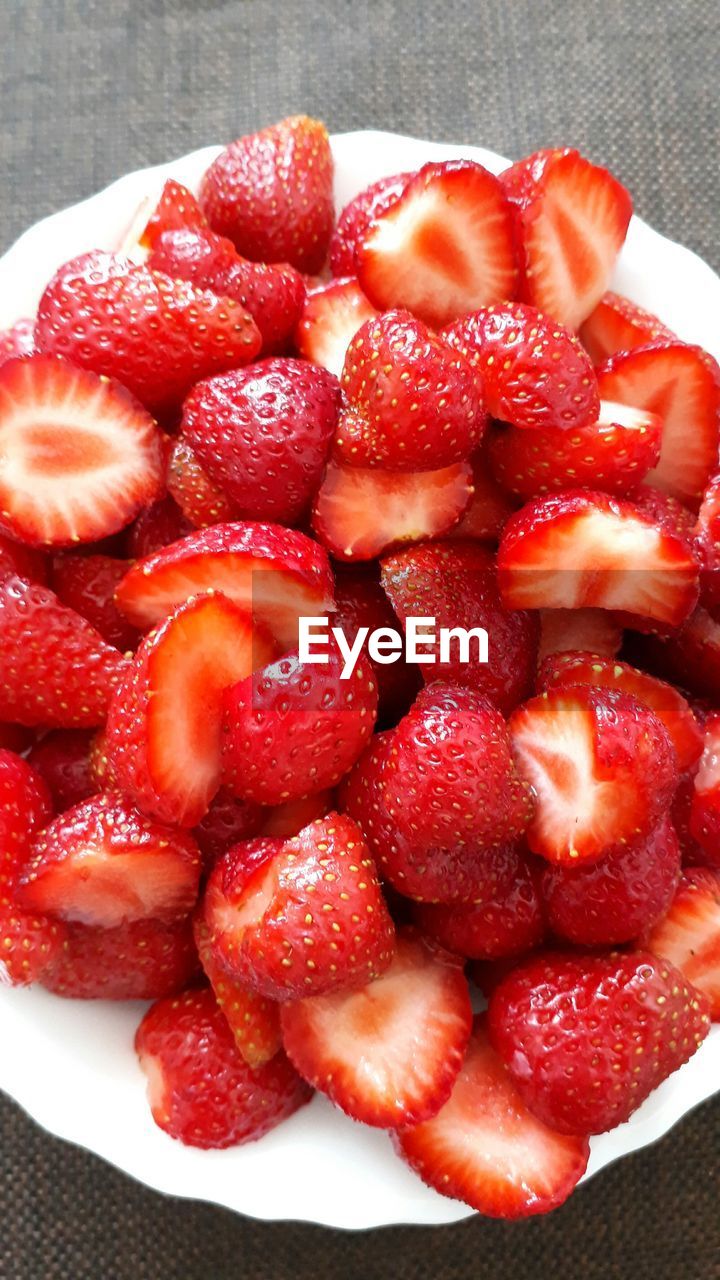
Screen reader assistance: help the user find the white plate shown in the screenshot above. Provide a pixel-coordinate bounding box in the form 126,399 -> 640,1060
0,131 -> 718,1231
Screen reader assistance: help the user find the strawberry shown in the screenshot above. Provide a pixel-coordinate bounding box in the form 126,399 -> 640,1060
0,723 -> 34,754
193,787 -> 265,870
393,1016 -> 590,1219
0,575 -> 129,728
596,342 -> 720,506
498,490 -> 699,627
333,565 -> 421,724
115,522 -> 335,648
124,496 -> 193,560
443,302 -> 599,432
413,849 -> 545,959
19,793 -> 201,928
646,869 -> 720,1018
509,685 -> 678,864
357,161 -> 517,327
311,458 -> 472,562
537,608 -> 622,665
166,438 -> 239,528
538,651 -> 703,770
580,291 -> 674,363
487,950 -> 710,1134
0,533 -> 47,586
380,541 -> 538,714
671,769 -> 709,869
43,916 -> 198,1000
329,173 -> 413,277
500,148 -> 632,330
632,485 -> 697,543
35,251 -> 262,413
337,311 -> 486,471
51,553 -> 139,651
0,355 -> 164,548
88,730 -> 116,791
221,640 -> 377,806
181,359 -> 340,524
138,178 -> 208,249
0,317 -> 35,366
194,915 -> 281,1067
0,748 -> 63,985
626,606 -> 720,702
695,470 -> 720,617
445,449 -> 516,543
689,711 -> 720,859
106,593 -> 276,827
295,277 -> 378,379
488,401 -> 662,501
281,928 -> 471,1127
197,812 -> 395,999
257,791 -> 334,838
199,115 -> 334,274
28,730 -> 97,810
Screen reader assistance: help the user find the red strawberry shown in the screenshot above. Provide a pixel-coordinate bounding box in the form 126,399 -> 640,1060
646,868 -> 720,1018
443,302 -> 599,431
689,711 -> 720,858
199,115 -> 334,274
88,730 -> 116,791
358,161 -> 517,327
509,685 -> 678,864
181,359 -> 339,524
43,916 -> 199,1000
0,723 -> 34,754
194,915 -> 281,1067
380,541 -> 538,714
632,485 -> 697,543
166,437 -> 240,528
19,794 -> 201,927
487,950 -> 710,1134
498,489 -> 699,628
257,791 -> 334,838
329,172 -> 413,277
295,277 -> 377,379
0,906 -> 68,987
445,449 -> 516,543
115,522 -> 335,648
413,850 -> 545,959
596,342 -> 720,506
35,251 -> 262,413
488,401 -> 662,501
221,640 -> 377,806
106,593 -> 276,827
193,787 -> 265,870
197,812 -> 395,1000
0,748 -> 63,985
393,1016 -> 590,1219
695,470 -> 720,617
333,565 -> 421,724
580,291 -> 674,363
541,815 -> 680,946
138,178 -> 208,249
537,608 -> 622,665
281,928 -> 471,1127
51,553 -> 139,651
626,606 -> 720,702
0,355 -> 164,548
0,317 -> 35,366
28,730 -> 97,810
311,458 -> 472,562
671,769 -> 709,870
0,533 -> 47,586
125,496 -> 193,560
0,575 -> 129,728
337,311 -> 486,471
500,148 -> 632,330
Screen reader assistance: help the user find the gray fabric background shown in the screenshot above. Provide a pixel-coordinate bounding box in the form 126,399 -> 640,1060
1,1 -> 719,1276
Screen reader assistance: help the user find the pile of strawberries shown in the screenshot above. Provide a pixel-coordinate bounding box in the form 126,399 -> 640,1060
0,114 -> 719,1221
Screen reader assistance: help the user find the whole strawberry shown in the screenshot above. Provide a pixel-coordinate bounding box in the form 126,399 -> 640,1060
42,917 -> 199,1000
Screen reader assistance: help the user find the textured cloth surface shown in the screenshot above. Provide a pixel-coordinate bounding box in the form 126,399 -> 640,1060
1,1 -> 719,1276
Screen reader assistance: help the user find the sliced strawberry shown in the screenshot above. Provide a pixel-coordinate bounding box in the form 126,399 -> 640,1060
626,606 -> 720,702
106,593 -> 276,827
689,711 -> 720,859
42,916 -> 199,1000
500,148 -> 632,330
311,459 -> 472,562
413,851 -> 545,960
509,685 -> 678,863
281,929 -> 471,1127
192,787 -> 265,870
0,533 -> 47,586
358,161 -> 517,327
166,437 -> 240,528
695,470 -> 720,617
580,291 -> 674,363
139,178 -> 208,249
394,1016 -> 590,1219
115,522 -> 335,648
0,748 -> 63,985
0,318 -> 35,366
596,342 -> 720,506
333,564 -> 421,724
537,607 -> 622,665
257,791 -> 335,837
330,172 -> 413,277
445,449 -> 516,543
51,553 -> 139,650
28,730 -> 97,810
194,915 -> 281,1067
498,489 -> 699,627
646,868 -> 720,1018
124,496 -> 193,560
0,575 -> 129,728
0,355 -> 164,547
295,277 -> 377,378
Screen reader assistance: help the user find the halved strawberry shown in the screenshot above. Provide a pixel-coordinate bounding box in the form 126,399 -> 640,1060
646,868 -> 720,1018
509,685 -> 677,863
0,355 -> 164,547
106,593 -> 276,827
500,148 -> 632,330
596,342 -> 720,506
166,438 -> 239,528
689,712 -> 720,859
498,490 -> 699,627
295,277 -> 378,379
115,522 -> 334,649
537,607 -> 622,665
445,449 -> 516,543
580,291 -> 674,363
51,553 -> 139,651
0,318 -> 35,367
357,161 -> 517,327
695,470 -> 720,617
281,929 -> 471,1127
625,606 -> 720,702
194,915 -> 282,1067
42,916 -> 199,1000
393,1016 -> 590,1219
311,459 -> 472,562
329,172 -> 413,277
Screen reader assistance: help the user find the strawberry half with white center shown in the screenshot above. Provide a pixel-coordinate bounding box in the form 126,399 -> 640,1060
393,1016 -> 590,1219
194,915 -> 282,1068
42,916 -> 199,1000
197,812 -> 395,1000
0,355 -> 164,547
509,685 -> 678,864
295,277 -> 377,379
281,929 -> 471,1128
537,607 -> 622,665
500,148 -> 632,330
413,850 -> 545,960
106,594 -> 276,827
646,869 -> 720,1019
51,553 -> 139,651
357,160 -> 517,328
28,730 -> 97,810
115,521 -> 334,648
329,172 -> 413,277
580,291 -> 674,363
689,711 -> 720,859
18,794 -> 201,928
497,489 -> 699,627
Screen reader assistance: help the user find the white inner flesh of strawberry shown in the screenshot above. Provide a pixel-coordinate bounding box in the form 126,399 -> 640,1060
32,847 -> 194,928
